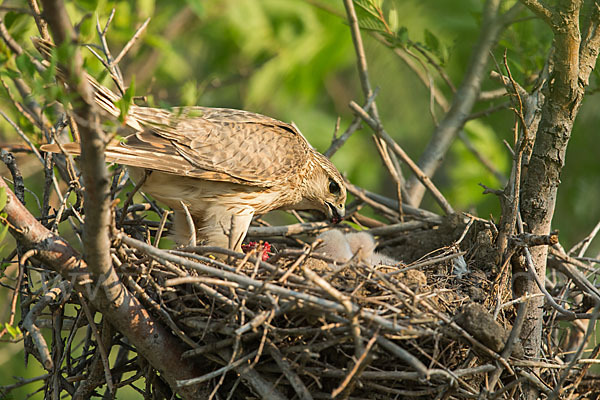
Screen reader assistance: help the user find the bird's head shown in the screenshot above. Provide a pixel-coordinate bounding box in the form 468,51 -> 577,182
297,151 -> 346,223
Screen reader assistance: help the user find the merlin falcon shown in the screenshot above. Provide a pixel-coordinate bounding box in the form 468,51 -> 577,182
41,68 -> 346,252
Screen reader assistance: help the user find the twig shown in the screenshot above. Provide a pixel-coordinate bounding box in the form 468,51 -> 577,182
177,350 -> 258,387
267,341 -> 313,400
325,90 -> 378,158
562,344 -> 600,399
367,220 -> 429,236
374,335 -> 429,378
522,247 -> 593,319
548,248 -> 600,301
42,0 -> 119,305
113,18 -> 150,65
23,281 -> 70,370
121,234 -> 416,333
124,275 -> 198,349
344,179 -> 400,219
518,369 -> 552,395
347,186 -> 443,222
548,304 -> 600,399
77,292 -> 114,396
154,209 -> 171,246
247,222 -> 329,237
348,101 -> 454,215
570,219 -> 600,257
342,0 -> 406,200
342,0 -> 378,119
374,31 -> 509,189
303,263 -> 363,358
118,171 -> 148,227
331,334 -> 377,398
0,255 -> 25,340
0,150 -> 25,204
385,251 -> 466,277
0,179 -> 204,398
405,0 -> 520,206
96,9 -> 124,93
373,136 -> 404,219
300,364 -> 495,382
27,0 -> 51,41
0,373 -> 51,394
494,52 -> 534,262
488,299 -> 528,390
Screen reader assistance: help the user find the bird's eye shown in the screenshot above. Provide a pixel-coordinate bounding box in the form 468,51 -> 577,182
328,180 -> 340,195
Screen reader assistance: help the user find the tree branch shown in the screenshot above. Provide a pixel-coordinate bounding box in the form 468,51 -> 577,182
349,101 -> 454,215
520,0 -> 554,25
40,0 -> 117,301
0,179 -> 205,399
405,0 -> 510,206
514,2 -> 599,398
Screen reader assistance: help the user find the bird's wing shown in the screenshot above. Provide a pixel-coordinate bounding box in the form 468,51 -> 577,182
33,37 -> 311,187
41,107 -> 312,187
127,106 -> 311,186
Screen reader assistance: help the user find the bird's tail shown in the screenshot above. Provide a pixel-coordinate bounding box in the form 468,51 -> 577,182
32,37 -> 141,131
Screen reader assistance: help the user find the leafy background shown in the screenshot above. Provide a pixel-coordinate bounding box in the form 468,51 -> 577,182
1,0 -> 599,397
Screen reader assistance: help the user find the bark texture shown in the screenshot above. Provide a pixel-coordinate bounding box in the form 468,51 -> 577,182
517,0 -> 600,376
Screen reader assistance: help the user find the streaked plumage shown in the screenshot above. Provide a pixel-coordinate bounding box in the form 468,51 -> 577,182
38,41 -> 346,252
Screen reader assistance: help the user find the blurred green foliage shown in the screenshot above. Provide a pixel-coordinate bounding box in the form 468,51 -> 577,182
1,0 -> 600,397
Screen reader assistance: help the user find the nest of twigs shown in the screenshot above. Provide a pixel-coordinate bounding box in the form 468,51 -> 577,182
112,207 -> 599,399
111,208 -> 508,398
3,171 -> 599,399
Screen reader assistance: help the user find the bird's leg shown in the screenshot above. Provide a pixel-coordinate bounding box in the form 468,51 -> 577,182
226,211 -> 254,252
171,210 -> 202,245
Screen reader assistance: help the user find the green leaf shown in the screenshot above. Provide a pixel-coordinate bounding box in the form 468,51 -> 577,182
395,26 -> 409,47
5,323 -> 19,339
0,219 -> 8,244
116,77 -> 136,123
423,29 -> 448,64
424,29 -> 440,54
15,53 -> 36,79
0,187 -> 6,211
353,0 -> 381,19
352,1 -> 389,33
55,41 -> 76,69
354,10 -> 387,33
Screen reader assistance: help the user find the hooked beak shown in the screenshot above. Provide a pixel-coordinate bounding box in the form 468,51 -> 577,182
325,202 -> 345,224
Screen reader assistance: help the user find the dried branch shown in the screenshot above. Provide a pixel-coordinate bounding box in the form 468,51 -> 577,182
325,89 -> 378,158
348,101 -> 454,215
1,150 -> 25,204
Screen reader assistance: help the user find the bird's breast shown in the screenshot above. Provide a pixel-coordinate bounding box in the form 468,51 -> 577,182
132,169 -> 301,215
